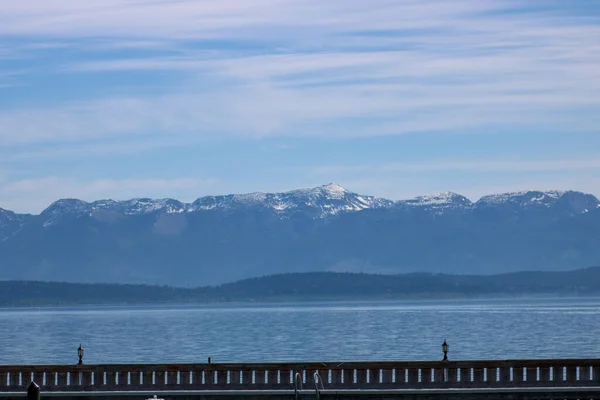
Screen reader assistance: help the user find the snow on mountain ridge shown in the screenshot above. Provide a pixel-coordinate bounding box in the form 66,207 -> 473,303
477,190 -> 572,206
400,192 -> 473,209
41,199 -> 90,227
190,183 -> 391,217
0,207 -> 21,222
19,186 -> 600,228
0,208 -> 25,229
36,184 -> 388,222
284,183 -> 348,201
117,198 -> 186,214
0,208 -> 31,241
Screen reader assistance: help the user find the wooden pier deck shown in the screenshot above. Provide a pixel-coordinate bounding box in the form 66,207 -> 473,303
2,359 -> 600,399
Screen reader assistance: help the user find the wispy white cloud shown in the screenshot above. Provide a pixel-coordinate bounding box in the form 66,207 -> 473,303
1,0 -> 600,206
1,74 -> 598,146
0,0 -> 566,43
3,137 -> 202,160
0,1 -> 598,148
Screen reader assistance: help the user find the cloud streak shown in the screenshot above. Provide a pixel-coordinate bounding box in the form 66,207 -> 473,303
0,0 -> 598,148
1,0 -> 599,208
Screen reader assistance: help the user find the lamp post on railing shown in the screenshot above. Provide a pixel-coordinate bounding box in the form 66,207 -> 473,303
442,339 -> 449,361
77,344 -> 84,365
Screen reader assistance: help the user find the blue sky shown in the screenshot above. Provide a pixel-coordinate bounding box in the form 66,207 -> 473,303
1,0 -> 599,213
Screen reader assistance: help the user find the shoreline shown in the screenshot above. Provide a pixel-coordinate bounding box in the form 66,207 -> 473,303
3,293 -> 600,310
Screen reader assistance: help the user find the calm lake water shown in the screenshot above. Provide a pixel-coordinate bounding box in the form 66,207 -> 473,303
1,298 -> 598,365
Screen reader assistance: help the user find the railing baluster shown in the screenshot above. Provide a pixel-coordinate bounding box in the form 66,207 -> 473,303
266,369 -> 277,387
188,370 -> 198,387
327,369 -> 340,388
407,368 -> 418,386
380,368 -> 393,387
514,366 -> 524,385
84,371 -> 93,387
108,370 -> 119,389
566,365 -> 578,384
448,367 -> 458,384
28,372 -> 37,387
142,370 -> 153,388
593,365 -> 600,383
395,367 -> 406,384
472,368 -> 484,386
56,372 -> 68,389
435,367 -> 442,385
581,366 -> 592,382
500,366 -> 511,384
130,370 -> 141,387
180,370 -> 190,388
355,368 -> 367,388
153,370 -> 164,388
280,369 -> 292,387
540,365 -> 551,385
9,371 -> 20,388
228,370 -> 240,387
421,367 -> 432,385
165,370 -> 176,386
216,369 -> 227,387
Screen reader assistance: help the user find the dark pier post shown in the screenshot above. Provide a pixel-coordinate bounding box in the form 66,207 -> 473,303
27,381 -> 40,400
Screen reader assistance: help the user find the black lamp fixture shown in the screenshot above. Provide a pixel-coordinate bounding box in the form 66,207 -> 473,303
77,344 -> 84,365
442,339 -> 449,361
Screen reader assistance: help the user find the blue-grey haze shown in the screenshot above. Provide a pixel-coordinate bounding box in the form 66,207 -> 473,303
2,186 -> 599,286
0,298 -> 598,365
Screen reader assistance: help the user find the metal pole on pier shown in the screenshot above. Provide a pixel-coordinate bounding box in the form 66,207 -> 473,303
27,381 -> 40,400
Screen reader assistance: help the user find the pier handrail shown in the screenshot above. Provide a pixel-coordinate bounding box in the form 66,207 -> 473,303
294,372 -> 303,400
3,358 -> 600,371
313,371 -> 324,400
1,358 -> 600,393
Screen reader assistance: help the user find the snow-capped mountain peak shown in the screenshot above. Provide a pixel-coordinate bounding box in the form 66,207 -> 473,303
475,190 -> 600,214
319,182 -> 348,195
477,190 -> 563,205
398,191 -> 473,210
286,183 -> 348,200
115,198 -> 186,214
477,190 -> 566,207
190,183 -> 392,218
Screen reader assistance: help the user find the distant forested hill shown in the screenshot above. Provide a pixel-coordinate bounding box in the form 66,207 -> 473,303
2,267 -> 600,307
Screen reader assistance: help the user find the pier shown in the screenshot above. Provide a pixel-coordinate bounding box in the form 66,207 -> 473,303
2,359 -> 600,399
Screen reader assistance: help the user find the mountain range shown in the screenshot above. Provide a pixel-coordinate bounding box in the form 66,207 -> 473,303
1,183 -> 600,287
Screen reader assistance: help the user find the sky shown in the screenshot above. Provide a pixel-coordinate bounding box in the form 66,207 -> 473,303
1,0 -> 599,213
